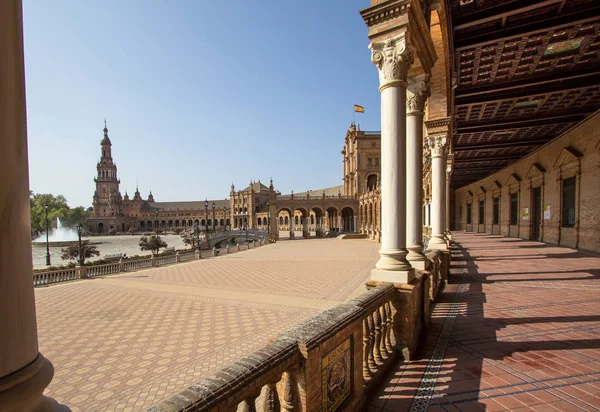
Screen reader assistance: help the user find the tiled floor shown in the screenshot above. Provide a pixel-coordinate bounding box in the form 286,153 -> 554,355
369,233 -> 600,412
36,238 -> 380,411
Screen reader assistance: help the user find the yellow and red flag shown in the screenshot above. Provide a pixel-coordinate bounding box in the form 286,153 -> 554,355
354,104 -> 365,113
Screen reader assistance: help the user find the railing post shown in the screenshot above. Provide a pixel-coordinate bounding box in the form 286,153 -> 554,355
151,255 -> 155,267
79,265 -> 87,279
281,371 -> 296,411
118,258 -> 124,273
263,383 -> 280,411
175,251 -> 180,262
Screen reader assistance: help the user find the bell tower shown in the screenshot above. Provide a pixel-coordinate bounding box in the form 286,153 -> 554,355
93,121 -> 122,217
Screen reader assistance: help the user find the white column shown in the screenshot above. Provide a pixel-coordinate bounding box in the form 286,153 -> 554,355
424,200 -> 430,227
289,214 -> 295,239
0,1 -> 60,409
445,165 -> 452,240
428,135 -> 448,250
405,76 -> 430,270
369,35 -> 415,284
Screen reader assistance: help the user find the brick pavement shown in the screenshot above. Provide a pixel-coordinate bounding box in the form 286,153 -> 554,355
368,233 -> 600,412
36,238 -> 380,411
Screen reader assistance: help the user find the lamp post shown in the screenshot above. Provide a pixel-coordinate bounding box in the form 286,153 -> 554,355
76,222 -> 83,266
44,202 -> 51,266
266,200 -> 270,233
155,208 -> 159,236
212,202 -> 216,233
204,198 -> 209,234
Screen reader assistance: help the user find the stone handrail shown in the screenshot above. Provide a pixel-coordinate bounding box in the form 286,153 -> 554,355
86,262 -> 121,278
123,258 -> 153,271
33,239 -> 270,287
348,283 -> 396,392
32,268 -> 78,286
149,283 -> 396,412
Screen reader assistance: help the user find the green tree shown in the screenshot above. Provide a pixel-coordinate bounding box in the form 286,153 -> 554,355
30,193 -> 69,237
60,240 -> 100,265
139,235 -> 168,256
181,230 -> 199,249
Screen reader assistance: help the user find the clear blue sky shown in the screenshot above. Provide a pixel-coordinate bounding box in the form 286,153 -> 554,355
23,0 -> 382,208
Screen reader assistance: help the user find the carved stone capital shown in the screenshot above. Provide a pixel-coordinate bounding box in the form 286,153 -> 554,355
428,135 -> 447,158
406,75 -> 431,114
370,35 -> 414,91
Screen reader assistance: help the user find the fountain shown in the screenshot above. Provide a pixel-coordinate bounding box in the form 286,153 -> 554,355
32,217 -> 78,247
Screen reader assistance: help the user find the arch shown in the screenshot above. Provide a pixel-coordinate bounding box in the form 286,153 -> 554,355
188,219 -> 193,227
226,218 -> 230,227
284,215 -> 289,225
175,220 -> 179,227
294,216 -> 299,225
168,220 -> 173,228
140,221 -> 146,229
161,220 -> 166,227
341,207 -> 356,232
234,217 -> 238,228
220,219 -> 224,226
279,216 -> 284,225
255,206 -> 260,213
98,222 -> 104,233
366,174 -> 378,191
244,207 -> 248,213
147,220 -> 152,229
244,217 -> 248,226
257,217 -> 262,226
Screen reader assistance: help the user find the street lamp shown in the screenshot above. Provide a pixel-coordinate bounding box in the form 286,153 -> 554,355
76,222 -> 83,266
266,200 -> 270,233
212,202 -> 216,233
194,223 -> 200,251
155,208 -> 159,236
244,212 -> 248,243
43,203 -> 51,266
204,198 -> 209,234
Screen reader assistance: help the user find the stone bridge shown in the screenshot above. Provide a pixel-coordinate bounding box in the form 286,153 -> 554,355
205,230 -> 267,248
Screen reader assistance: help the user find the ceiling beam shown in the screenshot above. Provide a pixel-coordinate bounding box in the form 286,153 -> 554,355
454,5 -> 600,48
456,113 -> 581,133
453,155 -> 523,163
453,139 -> 550,151
455,71 -> 600,105
454,0 -> 563,31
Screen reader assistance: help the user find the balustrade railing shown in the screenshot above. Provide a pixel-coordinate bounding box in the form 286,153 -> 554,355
32,268 -> 78,286
86,262 -> 121,278
123,258 -> 153,272
33,238 -> 271,287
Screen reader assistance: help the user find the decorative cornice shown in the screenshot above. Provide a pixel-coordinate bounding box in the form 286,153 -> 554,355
360,0 -> 411,28
425,117 -> 451,132
371,35 -> 414,90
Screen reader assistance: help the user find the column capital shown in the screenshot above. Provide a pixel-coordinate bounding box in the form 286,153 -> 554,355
370,34 -> 414,91
407,74 -> 431,115
428,135 -> 448,158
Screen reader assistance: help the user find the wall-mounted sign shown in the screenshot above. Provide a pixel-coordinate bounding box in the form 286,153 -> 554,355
322,337 -> 353,412
522,207 -> 529,221
544,205 -> 551,220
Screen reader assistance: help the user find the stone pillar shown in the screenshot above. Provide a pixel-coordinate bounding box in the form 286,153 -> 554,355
289,216 -> 295,239
0,1 -> 62,409
405,76 -> 430,270
428,135 -> 448,250
369,36 -> 415,284
445,165 -> 453,241
303,217 -> 310,238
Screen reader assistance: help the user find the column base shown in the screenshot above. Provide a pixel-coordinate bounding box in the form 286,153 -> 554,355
289,232 -> 295,239
428,235 -> 448,252
0,353 -> 68,411
406,246 -> 428,270
370,267 -> 415,284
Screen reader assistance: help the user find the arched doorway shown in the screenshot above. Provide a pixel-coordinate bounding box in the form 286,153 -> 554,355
326,207 -> 339,233
98,222 -> 104,233
341,207 -> 356,232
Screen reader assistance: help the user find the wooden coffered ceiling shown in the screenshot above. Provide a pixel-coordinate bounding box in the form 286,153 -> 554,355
448,0 -> 600,188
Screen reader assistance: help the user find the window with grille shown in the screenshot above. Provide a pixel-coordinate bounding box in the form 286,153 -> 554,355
562,177 -> 576,228
510,193 -> 518,225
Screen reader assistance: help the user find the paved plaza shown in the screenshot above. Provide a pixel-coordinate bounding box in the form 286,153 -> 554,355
369,232 -> 600,412
36,237 -> 380,411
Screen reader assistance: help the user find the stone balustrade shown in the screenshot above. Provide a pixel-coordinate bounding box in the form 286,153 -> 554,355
32,267 -> 78,286
149,253 -> 448,412
32,239 -> 269,287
